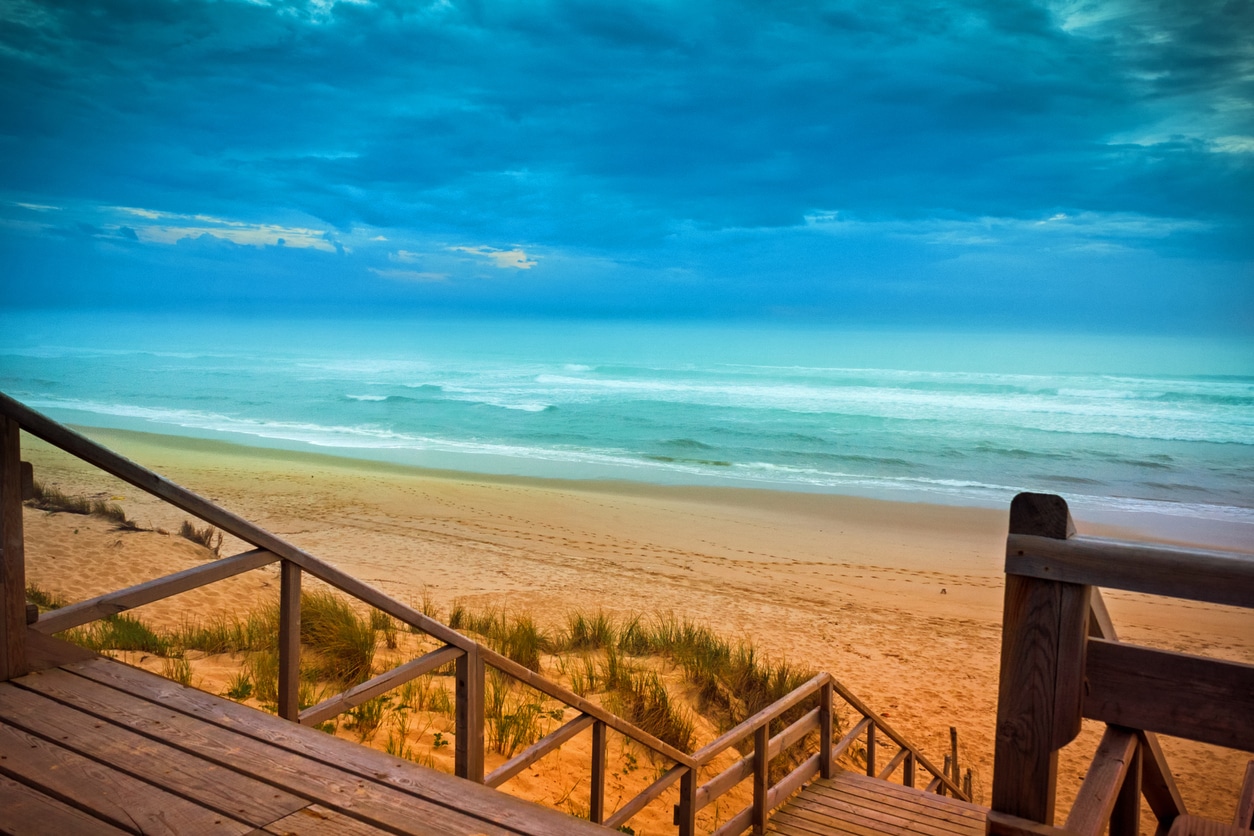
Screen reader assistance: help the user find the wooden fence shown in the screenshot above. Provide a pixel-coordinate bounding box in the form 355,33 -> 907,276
988,493 -> 1254,836
0,392 -> 965,834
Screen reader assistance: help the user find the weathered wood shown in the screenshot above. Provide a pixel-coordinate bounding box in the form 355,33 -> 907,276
676,766 -> 697,836
866,723 -> 877,777
484,712 -> 594,788
278,560 -> 301,722
951,726 -> 960,795
695,707 -> 821,811
1007,534 -> 1254,609
806,771 -> 987,823
830,678 -> 965,798
992,572 -> 1090,823
0,771 -> 130,836
820,679 -> 834,780
1084,639 -> 1254,751
25,601 -> 36,624
774,771 -> 989,836
1065,725 -> 1138,836
19,460 -> 33,500
33,548 -> 278,634
927,775 -> 944,793
1110,734 -> 1141,836
1167,814 -> 1254,836
1,416 -> 26,680
904,751 -> 916,788
713,806 -> 754,836
832,716 -> 875,766
1089,589 -> 1187,825
300,644 -> 462,727
259,804 -> 394,836
0,393 -> 478,654
591,719 -> 607,824
0,681 -> 308,825
766,752 -> 820,809
987,810 -> 1078,836
1236,760 -> 1254,829
877,747 -> 910,781
64,657 -> 606,834
755,722 -> 770,834
694,673 -> 826,764
15,666 -> 521,836
604,761 -> 686,830
455,643 -> 485,783
0,715 -> 251,834
1009,493 -> 1075,540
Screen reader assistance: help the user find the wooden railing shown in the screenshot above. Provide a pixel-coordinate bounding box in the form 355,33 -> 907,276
989,493 -> 1254,836
684,671 -> 968,835
0,393 -> 965,834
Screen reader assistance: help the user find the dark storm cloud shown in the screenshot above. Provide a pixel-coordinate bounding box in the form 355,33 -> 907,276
0,0 -> 1249,327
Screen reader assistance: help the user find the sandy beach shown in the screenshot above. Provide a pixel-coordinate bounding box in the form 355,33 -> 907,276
18,425 -> 1254,830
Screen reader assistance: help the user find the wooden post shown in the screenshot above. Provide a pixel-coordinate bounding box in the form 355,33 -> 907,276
992,493 -> 1090,825
0,417 -> 27,681
866,723 -> 877,777
951,726 -> 960,792
456,646 -> 485,783
820,680 -> 834,779
1110,739 -> 1142,836
676,766 -> 697,836
942,754 -> 951,797
277,560 -> 301,720
904,752 -> 916,788
591,720 -> 607,824
753,723 -> 769,834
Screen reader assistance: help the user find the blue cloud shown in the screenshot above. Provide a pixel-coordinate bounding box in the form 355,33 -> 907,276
0,0 -> 1249,330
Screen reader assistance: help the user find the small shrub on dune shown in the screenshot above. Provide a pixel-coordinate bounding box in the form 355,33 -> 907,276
26,584 -> 68,612
563,611 -> 616,651
300,590 -> 375,685
178,519 -> 222,555
28,481 -> 140,530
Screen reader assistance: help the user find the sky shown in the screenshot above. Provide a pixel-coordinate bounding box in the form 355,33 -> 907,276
1,0 -> 1251,332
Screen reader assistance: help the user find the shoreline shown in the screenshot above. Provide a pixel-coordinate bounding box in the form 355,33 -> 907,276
18,421 -> 1254,822
42,422 -> 1254,551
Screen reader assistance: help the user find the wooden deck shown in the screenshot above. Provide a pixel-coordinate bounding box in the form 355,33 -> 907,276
0,643 -> 606,835
769,771 -> 987,836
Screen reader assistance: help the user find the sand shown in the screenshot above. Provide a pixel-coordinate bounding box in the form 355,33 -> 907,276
17,426 -> 1254,832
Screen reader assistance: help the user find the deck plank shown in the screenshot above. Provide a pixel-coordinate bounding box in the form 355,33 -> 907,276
0,718 -> 251,835
14,667 -> 513,836
64,657 -> 606,834
259,804 -> 396,835
0,772 -> 132,836
769,772 -> 989,836
0,681 -> 309,826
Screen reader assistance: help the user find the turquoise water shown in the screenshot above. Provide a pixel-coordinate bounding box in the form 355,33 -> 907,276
1,311 -> 1251,535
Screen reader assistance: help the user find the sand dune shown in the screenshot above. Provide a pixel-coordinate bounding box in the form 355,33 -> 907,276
18,426 -> 1254,829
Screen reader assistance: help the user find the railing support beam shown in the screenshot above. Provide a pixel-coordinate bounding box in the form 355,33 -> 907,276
277,561 -> 301,721
0,417 -> 26,681
456,645 -> 485,783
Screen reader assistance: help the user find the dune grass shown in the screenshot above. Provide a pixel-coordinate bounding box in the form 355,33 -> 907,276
178,519 -> 222,555
27,480 -> 140,530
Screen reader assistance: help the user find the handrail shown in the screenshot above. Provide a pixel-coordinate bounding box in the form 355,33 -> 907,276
687,670 -> 970,830
1006,532 -> 1254,609
993,492 -> 1254,836
3,392 -> 968,834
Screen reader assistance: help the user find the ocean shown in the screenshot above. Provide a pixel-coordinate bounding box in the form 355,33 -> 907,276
2,311 -> 1251,541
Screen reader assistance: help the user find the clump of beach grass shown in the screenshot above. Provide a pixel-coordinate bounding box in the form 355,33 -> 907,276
300,589 -> 376,685
27,480 -> 140,530
449,603 -> 552,672
178,519 -> 222,555
26,584 -> 68,612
